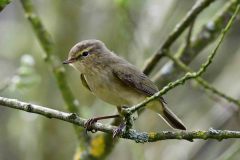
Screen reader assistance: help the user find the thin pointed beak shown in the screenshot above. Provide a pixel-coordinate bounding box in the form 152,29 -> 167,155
63,58 -> 75,64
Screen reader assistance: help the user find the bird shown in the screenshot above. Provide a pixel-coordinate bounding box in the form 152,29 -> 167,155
63,39 -> 186,136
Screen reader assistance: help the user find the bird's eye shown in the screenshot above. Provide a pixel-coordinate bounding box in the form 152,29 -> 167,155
82,51 -> 89,57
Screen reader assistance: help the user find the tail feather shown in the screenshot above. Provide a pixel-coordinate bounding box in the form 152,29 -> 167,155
160,105 -> 186,130
148,100 -> 186,130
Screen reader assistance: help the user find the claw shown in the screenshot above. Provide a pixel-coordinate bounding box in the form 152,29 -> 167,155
84,115 -> 120,134
84,118 -> 98,133
112,123 -> 126,138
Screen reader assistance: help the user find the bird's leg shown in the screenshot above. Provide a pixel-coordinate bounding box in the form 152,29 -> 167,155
112,113 -> 134,138
120,105 -> 136,129
112,122 -> 126,138
84,114 -> 120,133
112,105 -> 135,138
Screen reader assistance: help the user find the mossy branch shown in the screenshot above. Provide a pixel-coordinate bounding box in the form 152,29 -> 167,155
1,96 -> 240,143
20,0 -> 79,113
143,0 -> 216,75
126,4 -> 239,114
20,0 -> 89,149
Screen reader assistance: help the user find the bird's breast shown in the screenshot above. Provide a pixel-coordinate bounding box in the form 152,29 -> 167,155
84,69 -> 145,107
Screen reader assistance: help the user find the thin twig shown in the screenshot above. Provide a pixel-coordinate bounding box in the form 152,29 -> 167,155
143,0 -> 216,75
153,0 -> 240,86
183,20 -> 195,52
126,4 -> 239,114
166,53 -> 240,107
1,96 -> 240,142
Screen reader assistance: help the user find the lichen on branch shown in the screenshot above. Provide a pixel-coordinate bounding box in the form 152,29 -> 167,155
1,96 -> 240,143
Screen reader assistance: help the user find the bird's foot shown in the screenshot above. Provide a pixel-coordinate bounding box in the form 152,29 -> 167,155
113,123 -> 126,138
84,114 -> 120,134
84,118 -> 98,133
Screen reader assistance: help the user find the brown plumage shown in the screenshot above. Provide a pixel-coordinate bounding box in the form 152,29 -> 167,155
64,39 -> 186,130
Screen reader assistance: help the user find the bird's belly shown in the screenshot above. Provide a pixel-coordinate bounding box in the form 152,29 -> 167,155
95,84 -> 145,106
95,87 -> 131,106
85,74 -> 145,106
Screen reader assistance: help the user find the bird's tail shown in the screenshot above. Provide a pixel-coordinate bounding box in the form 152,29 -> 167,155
148,101 -> 186,130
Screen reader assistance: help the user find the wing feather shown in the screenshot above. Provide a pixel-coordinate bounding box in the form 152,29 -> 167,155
80,74 -> 91,91
112,64 -> 165,102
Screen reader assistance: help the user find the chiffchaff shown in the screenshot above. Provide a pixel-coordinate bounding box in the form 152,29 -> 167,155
63,39 -> 186,134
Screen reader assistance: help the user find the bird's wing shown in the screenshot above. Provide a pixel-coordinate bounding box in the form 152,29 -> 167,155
80,74 -> 91,92
112,63 -> 165,102
113,64 -> 185,129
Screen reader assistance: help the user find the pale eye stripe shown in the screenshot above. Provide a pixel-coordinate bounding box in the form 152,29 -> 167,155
75,46 -> 94,58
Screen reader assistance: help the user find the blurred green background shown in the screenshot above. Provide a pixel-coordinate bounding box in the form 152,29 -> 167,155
0,0 -> 240,160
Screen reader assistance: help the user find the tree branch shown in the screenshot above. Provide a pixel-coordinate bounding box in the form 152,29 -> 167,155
20,0 -> 80,113
1,96 -> 240,142
20,0 -> 89,151
153,0 -> 240,87
126,4 -> 239,114
13,0 -> 240,159
166,53 -> 240,107
143,0 -> 216,75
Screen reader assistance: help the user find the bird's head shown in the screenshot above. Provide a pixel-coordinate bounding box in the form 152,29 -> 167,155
63,39 -> 109,73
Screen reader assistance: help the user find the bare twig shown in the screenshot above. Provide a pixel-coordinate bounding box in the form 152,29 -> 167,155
143,0 -> 216,75
126,5 -> 239,114
153,0 -> 240,86
183,20 -> 195,52
1,96 -> 240,142
166,53 -> 240,107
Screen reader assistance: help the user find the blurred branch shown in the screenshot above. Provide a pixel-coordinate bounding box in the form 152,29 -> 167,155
0,0 -> 11,12
1,96 -> 240,142
143,0 -> 216,75
189,98 -> 240,159
126,5 -> 239,114
153,0 -> 240,106
0,79 -> 10,92
184,20 -> 195,53
153,0 -> 240,86
166,53 -> 240,107
20,0 -> 80,113
217,141 -> 240,160
20,0 -> 89,150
